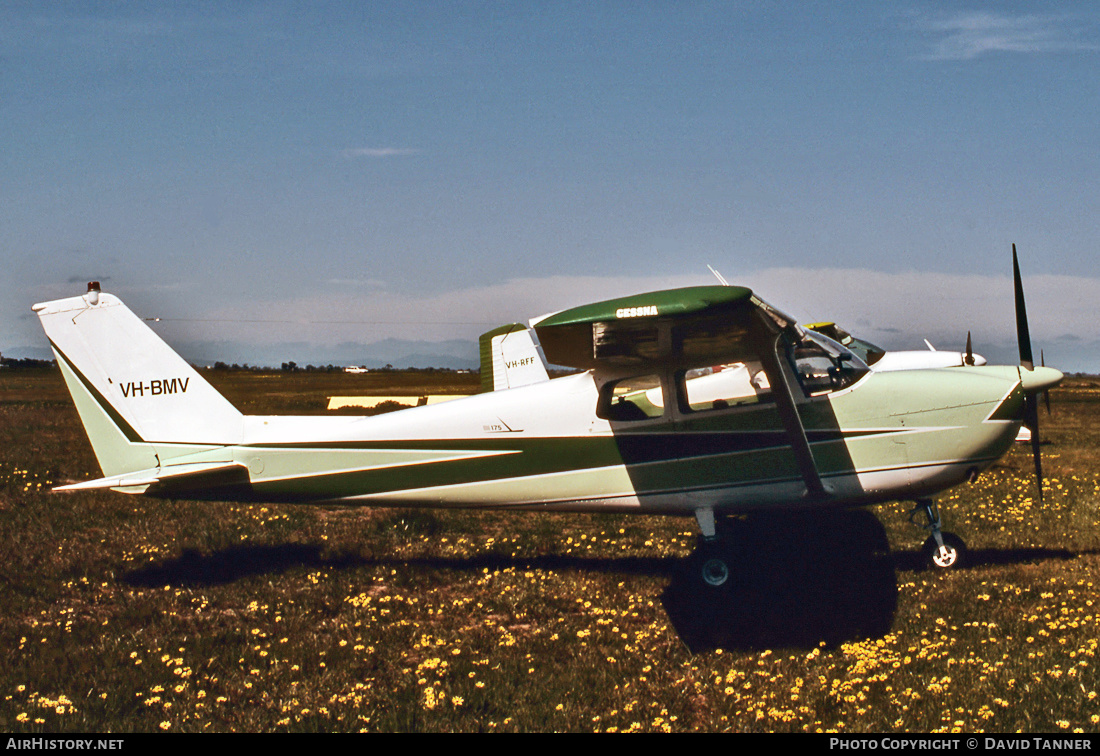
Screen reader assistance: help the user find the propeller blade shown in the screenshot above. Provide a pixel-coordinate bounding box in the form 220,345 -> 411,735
1042,350 -> 1052,415
1026,393 -> 1044,503
965,331 -> 974,366
1013,244 -> 1034,370
1013,244 -> 1044,501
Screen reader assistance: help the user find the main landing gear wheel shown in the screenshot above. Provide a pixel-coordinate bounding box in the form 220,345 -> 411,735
692,508 -> 734,588
922,532 -> 966,570
699,555 -> 731,587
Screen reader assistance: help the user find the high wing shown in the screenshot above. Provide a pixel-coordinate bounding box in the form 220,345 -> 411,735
532,286 -> 774,369
531,285 -> 832,499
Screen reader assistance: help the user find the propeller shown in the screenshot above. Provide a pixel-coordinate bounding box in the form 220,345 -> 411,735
1042,349 -> 1052,416
964,331 -> 975,366
1013,244 -> 1045,502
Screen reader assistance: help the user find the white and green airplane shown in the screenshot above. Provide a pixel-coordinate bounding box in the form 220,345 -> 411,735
33,251 -> 1061,586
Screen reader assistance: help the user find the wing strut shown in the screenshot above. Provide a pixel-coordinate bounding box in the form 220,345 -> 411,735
754,320 -> 828,500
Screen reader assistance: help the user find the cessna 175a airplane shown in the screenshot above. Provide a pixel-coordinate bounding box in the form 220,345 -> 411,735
33,248 -> 1061,585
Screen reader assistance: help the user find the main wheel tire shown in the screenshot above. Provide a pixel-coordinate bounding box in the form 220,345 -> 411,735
922,532 -> 966,570
700,556 -> 730,587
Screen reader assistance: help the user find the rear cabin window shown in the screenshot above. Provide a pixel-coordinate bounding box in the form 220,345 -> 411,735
597,374 -> 665,421
677,362 -> 772,413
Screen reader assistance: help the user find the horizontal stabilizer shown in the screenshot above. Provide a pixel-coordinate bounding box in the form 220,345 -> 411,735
54,462 -> 250,498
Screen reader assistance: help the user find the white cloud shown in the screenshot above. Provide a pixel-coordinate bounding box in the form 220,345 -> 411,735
917,11 -> 1098,61
107,267 -> 1100,372
190,274 -> 704,344
737,268 -> 1098,350
325,277 -> 387,288
171,268 -> 1095,354
341,148 -> 421,159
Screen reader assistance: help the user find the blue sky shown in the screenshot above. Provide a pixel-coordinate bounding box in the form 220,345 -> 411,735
4,2 -> 1099,370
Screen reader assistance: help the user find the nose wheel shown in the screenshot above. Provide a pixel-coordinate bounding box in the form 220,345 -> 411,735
910,499 -> 967,570
922,531 -> 966,569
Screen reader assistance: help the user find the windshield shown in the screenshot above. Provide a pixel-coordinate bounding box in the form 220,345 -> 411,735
845,336 -> 886,366
790,330 -> 870,394
807,323 -> 886,366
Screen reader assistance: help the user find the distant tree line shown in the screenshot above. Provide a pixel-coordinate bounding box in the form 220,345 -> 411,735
207,361 -> 346,372
0,355 -> 55,370
203,360 -> 474,374
209,362 -> 266,371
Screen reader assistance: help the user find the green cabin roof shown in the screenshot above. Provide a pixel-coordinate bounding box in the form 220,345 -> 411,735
533,285 -> 754,329
531,285 -> 762,370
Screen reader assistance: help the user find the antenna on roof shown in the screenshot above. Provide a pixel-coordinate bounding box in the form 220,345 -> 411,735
707,265 -> 729,286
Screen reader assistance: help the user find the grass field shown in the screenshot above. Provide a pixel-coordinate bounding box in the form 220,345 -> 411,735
1,367 -> 1098,733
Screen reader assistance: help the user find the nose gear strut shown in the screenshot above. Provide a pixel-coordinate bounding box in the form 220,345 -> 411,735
909,499 -> 966,569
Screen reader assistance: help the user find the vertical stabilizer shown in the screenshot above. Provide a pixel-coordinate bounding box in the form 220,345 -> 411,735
33,286 -> 244,476
478,323 -> 551,392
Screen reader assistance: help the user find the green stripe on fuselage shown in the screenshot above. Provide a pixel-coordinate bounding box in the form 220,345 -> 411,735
233,420 -> 904,503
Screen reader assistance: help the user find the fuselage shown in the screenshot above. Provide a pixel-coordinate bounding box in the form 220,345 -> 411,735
138,364 -> 1029,514
38,287 -> 1058,516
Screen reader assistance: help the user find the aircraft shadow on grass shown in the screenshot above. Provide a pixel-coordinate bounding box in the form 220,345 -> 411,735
121,542 -> 369,587
890,544 -> 1079,572
120,509 -> 1085,653
661,509 -> 898,652
661,512 -> 1084,653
